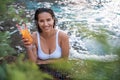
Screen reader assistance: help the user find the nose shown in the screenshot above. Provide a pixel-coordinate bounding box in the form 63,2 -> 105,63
44,21 -> 48,26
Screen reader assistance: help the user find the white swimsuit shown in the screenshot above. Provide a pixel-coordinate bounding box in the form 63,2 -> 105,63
37,31 -> 62,60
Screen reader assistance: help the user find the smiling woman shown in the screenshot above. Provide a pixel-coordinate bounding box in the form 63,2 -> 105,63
22,8 -> 70,64
22,8 -> 70,80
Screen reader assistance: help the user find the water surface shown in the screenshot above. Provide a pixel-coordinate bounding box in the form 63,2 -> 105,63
16,0 -> 120,61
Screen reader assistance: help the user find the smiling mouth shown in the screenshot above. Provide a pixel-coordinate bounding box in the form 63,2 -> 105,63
44,26 -> 49,29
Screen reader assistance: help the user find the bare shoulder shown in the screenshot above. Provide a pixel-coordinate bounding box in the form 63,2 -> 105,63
58,30 -> 69,39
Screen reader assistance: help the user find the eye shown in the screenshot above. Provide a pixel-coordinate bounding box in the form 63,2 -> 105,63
47,18 -> 52,22
39,20 -> 44,23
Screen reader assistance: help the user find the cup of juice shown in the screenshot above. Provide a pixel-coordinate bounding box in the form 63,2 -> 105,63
20,29 -> 33,44
16,23 -> 33,44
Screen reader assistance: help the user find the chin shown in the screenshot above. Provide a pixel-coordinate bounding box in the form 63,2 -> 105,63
44,29 -> 51,33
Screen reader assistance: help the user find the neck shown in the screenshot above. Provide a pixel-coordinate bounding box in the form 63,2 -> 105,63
41,29 -> 56,39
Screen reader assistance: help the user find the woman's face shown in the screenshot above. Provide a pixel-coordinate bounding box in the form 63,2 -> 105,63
37,12 -> 54,33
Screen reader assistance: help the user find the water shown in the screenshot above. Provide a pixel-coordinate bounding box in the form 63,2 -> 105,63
14,0 -> 120,61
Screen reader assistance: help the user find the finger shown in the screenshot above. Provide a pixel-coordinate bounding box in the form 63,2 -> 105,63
22,38 -> 29,41
24,41 -> 31,45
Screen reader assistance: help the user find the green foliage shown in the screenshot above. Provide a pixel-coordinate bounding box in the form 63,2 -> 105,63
8,5 -> 29,23
0,64 -> 7,80
0,0 -> 15,20
0,31 -> 15,57
70,59 -> 120,80
77,24 -> 113,54
6,54 -> 52,80
0,54 -> 53,80
0,31 -> 16,80
46,58 -> 120,80
69,23 -> 120,80
49,59 -> 73,73
0,0 -> 28,23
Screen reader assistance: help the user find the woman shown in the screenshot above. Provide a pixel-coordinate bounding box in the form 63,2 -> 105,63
23,8 -> 69,65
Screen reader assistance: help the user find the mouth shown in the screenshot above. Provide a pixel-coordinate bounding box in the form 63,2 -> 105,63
43,26 -> 52,31
44,26 -> 50,30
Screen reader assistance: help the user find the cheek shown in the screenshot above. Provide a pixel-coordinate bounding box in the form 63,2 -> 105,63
51,20 -> 54,25
38,22 -> 42,26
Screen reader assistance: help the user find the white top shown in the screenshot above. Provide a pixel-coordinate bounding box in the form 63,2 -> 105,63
37,31 -> 62,60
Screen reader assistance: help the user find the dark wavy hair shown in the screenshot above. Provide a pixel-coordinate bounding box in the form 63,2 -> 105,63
34,8 -> 57,33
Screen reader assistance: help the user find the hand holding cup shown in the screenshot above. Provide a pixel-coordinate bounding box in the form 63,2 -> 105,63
16,23 -> 33,47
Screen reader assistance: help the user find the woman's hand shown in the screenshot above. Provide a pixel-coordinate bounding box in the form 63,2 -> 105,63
22,37 -> 33,48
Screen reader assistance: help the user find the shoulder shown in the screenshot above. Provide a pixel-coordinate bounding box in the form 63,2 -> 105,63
58,30 -> 69,40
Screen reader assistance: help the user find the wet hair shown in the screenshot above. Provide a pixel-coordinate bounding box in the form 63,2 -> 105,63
34,8 -> 57,33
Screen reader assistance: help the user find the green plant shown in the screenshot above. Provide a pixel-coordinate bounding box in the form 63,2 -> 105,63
0,0 -> 15,20
0,31 -> 15,57
6,54 -> 52,80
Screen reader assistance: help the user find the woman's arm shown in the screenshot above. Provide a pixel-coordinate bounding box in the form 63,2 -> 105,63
25,44 -> 37,62
36,58 -> 65,65
22,32 -> 37,63
60,31 -> 69,58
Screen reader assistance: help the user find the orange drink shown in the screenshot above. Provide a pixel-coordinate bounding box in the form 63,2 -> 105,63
16,23 -> 33,44
20,29 -> 33,44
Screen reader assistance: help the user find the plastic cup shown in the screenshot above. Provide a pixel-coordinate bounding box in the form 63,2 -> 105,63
20,29 -> 33,44
16,23 -> 33,44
